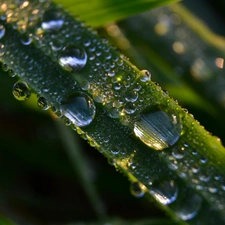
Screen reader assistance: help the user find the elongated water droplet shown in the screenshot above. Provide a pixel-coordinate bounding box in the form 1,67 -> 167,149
134,107 -> 182,150
37,96 -> 50,110
60,92 -> 96,127
58,46 -> 87,72
175,193 -> 202,220
130,182 -> 145,198
0,25 -> 5,39
42,9 -> 64,32
12,81 -> 31,101
150,180 -> 178,205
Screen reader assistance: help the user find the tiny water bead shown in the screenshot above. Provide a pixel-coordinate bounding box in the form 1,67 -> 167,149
58,46 -> 87,72
60,92 -> 96,127
12,81 -> 31,101
149,180 -> 178,205
41,9 -> 64,32
134,107 -> 182,150
37,96 -> 50,110
130,182 -> 145,198
0,25 -> 5,39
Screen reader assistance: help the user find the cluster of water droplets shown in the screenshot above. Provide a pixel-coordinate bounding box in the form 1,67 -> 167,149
161,140 -> 225,214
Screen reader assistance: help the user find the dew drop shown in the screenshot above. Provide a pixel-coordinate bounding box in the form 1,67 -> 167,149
60,92 -> 96,127
150,180 -> 178,205
108,158 -> 115,166
175,193 -> 202,221
139,70 -> 151,82
2,63 -> 8,71
12,81 -> 31,101
134,108 -> 182,150
21,35 -> 32,45
37,96 -> 50,110
8,69 -> 16,77
108,107 -> 120,118
0,25 -> 5,39
58,46 -> 87,72
208,187 -> 217,193
125,91 -> 138,102
124,102 -> 136,114
172,147 -> 185,159
199,173 -> 211,182
130,182 -> 145,198
0,43 -> 5,56
42,9 -> 64,32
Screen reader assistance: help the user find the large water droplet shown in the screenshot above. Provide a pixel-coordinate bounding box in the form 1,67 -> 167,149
12,81 -> 31,101
0,25 -> 5,39
134,107 -> 182,150
150,180 -> 178,205
58,46 -> 87,72
130,182 -> 145,198
60,92 -> 96,127
175,193 -> 202,221
41,9 -> 64,32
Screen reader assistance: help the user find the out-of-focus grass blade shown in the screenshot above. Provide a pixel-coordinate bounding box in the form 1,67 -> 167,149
0,216 -> 16,225
55,121 -> 106,220
53,0 -> 181,27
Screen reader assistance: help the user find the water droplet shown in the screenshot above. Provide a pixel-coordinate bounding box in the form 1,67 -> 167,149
58,46 -> 87,72
37,96 -> 50,110
130,182 -> 145,198
125,91 -> 138,102
2,63 -> 8,71
172,147 -> 185,159
64,117 -> 71,126
21,35 -> 32,45
108,107 -> 120,118
199,173 -> 211,182
208,187 -> 217,193
42,9 -> 64,32
0,25 -> 5,39
139,70 -> 151,82
175,193 -> 202,221
0,43 -> 5,56
12,81 -> 31,101
123,102 -> 136,114
60,92 -> 96,127
134,107 -> 182,150
150,180 -> 178,205
108,158 -> 115,166
8,69 -> 16,77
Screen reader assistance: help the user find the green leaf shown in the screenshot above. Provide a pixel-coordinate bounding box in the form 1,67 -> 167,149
1,0 -> 225,224
53,0 -> 181,27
